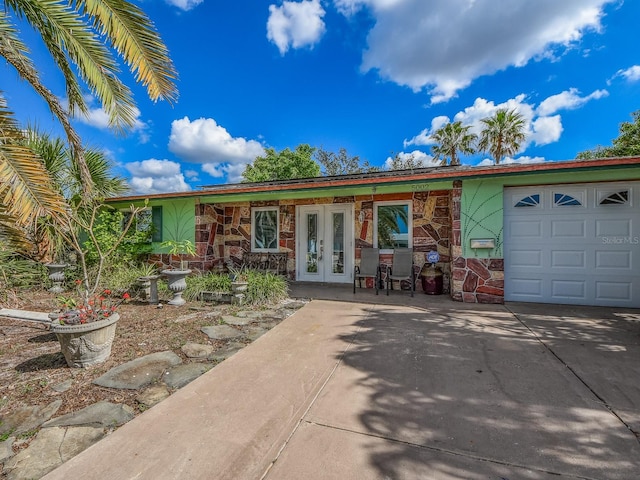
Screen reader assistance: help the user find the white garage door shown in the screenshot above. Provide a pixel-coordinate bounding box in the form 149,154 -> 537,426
504,182 -> 640,307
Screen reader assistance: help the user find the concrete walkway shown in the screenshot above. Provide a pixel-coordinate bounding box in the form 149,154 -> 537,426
43,299 -> 640,479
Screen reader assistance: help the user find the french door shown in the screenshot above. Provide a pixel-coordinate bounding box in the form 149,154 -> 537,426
297,205 -> 353,283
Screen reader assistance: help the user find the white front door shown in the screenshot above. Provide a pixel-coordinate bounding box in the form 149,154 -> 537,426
297,204 -> 353,283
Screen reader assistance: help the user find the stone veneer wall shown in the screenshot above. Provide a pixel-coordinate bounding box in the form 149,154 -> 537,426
188,190 -> 452,283
450,180 -> 505,304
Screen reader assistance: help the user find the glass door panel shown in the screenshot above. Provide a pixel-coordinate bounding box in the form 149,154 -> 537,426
332,212 -> 345,274
306,213 -> 318,274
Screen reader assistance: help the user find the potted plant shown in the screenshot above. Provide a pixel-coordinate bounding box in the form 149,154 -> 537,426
228,264 -> 249,294
137,263 -> 160,304
51,289 -> 130,367
161,240 -> 196,305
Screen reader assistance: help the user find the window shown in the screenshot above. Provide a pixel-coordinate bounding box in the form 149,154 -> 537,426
252,207 -> 279,252
554,193 -> 582,206
599,190 -> 629,205
514,194 -> 540,207
122,207 -> 162,243
374,201 -> 411,251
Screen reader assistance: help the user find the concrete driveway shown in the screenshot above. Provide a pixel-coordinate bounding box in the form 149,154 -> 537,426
44,298 -> 640,480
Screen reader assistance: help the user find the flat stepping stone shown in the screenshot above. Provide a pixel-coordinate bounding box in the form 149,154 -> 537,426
0,400 -> 62,436
181,342 -> 214,358
163,363 -> 211,389
280,300 -> 307,310
246,326 -> 270,342
235,311 -> 265,319
50,379 -> 73,393
93,351 -> 182,390
258,319 -> 280,330
201,325 -> 243,340
136,385 -> 171,409
208,342 -> 245,362
3,426 -> 104,480
221,315 -> 253,326
0,437 -> 15,463
42,401 -> 134,428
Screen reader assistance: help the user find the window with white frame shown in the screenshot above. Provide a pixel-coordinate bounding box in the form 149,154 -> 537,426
252,207 -> 279,252
373,201 -> 412,251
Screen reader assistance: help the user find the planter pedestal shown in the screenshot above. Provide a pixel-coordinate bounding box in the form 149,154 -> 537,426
50,313 -> 119,368
45,263 -> 67,294
230,281 -> 248,305
162,269 -> 191,306
138,275 -> 160,304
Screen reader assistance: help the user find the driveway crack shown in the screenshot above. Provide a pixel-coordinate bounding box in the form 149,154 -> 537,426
506,306 -> 640,444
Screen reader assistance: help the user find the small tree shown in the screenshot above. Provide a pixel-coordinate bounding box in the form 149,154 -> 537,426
242,144 -> 320,182
577,110 -> 640,159
315,147 -> 379,176
386,152 -> 431,170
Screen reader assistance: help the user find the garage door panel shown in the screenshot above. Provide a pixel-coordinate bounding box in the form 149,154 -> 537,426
595,250 -> 632,270
509,278 -> 543,298
508,220 -> 542,237
596,281 -> 632,301
504,182 -> 640,308
551,220 -> 585,238
596,219 -> 631,237
551,250 -> 585,268
550,280 -> 586,300
510,250 -> 542,267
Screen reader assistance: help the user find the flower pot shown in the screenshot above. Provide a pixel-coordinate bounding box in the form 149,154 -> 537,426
162,269 -> 191,306
50,313 -> 119,368
45,263 -> 67,294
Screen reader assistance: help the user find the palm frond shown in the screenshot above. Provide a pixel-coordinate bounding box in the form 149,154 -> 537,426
0,101 -> 68,226
80,0 -> 178,104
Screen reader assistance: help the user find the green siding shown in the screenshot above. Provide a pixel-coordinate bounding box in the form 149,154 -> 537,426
461,167 -> 640,258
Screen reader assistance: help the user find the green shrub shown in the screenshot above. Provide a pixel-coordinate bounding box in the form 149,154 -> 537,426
244,271 -> 288,306
184,272 -> 231,302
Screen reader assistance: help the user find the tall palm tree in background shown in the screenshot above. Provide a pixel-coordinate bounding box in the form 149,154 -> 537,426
478,108 -> 526,164
0,0 -> 177,252
431,121 -> 477,166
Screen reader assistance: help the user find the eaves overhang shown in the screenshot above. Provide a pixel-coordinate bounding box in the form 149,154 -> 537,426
106,156 -> 640,204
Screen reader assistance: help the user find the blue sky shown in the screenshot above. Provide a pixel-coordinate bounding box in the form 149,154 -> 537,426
7,0 -> 640,194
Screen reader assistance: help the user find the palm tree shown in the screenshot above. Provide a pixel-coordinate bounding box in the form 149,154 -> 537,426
478,108 -> 526,164
21,128 -> 130,262
430,121 -> 477,166
0,0 -> 177,249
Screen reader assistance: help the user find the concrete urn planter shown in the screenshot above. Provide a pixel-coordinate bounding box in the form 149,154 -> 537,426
45,263 -> 67,294
50,313 -> 120,368
162,269 -> 191,306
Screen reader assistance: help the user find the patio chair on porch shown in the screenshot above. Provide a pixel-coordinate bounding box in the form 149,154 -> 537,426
354,248 -> 380,295
386,248 -> 416,297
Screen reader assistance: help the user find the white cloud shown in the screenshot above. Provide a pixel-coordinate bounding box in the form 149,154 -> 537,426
477,156 -> 547,166
536,88 -> 608,116
612,65 -> 640,83
74,97 -> 150,143
334,0 -> 615,102
165,0 -> 203,11
168,117 -> 265,183
125,159 -> 191,195
267,0 -> 326,55
530,115 -> 563,146
406,88 -> 608,156
403,116 -> 450,147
